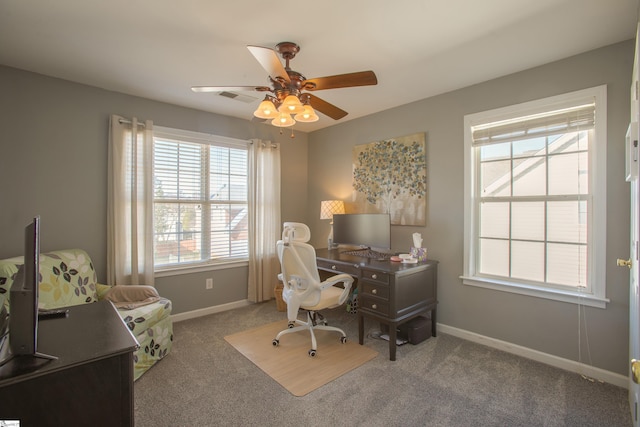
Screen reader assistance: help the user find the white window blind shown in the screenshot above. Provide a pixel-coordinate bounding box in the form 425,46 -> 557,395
471,103 -> 595,145
152,127 -> 249,268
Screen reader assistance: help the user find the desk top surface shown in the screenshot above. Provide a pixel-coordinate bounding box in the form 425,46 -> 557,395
315,248 -> 437,274
0,300 -> 138,385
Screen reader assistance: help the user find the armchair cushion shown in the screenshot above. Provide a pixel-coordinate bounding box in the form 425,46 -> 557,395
96,283 -> 112,299
40,249 -> 99,308
0,260 -> 19,313
0,249 -> 98,312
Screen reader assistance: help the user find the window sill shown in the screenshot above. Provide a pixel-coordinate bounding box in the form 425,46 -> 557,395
155,260 -> 249,278
460,275 -> 609,309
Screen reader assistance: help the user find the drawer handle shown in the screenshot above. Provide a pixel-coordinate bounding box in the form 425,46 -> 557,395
331,265 -> 337,270
372,274 -> 377,280
372,304 -> 377,309
372,289 -> 377,295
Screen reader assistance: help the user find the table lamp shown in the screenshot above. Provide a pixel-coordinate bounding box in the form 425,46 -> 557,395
320,200 -> 345,249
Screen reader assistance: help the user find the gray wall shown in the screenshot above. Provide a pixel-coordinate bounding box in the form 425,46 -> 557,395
0,65 -> 309,313
307,40 -> 634,375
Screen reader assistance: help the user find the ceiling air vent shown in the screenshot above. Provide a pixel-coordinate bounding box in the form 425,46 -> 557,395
218,91 -> 259,104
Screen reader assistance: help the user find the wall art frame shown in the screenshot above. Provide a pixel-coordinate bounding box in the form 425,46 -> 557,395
351,132 -> 426,226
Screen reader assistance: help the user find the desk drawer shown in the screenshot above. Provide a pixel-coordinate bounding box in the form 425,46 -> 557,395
317,259 -> 359,276
359,295 -> 389,316
361,269 -> 389,285
361,282 -> 390,300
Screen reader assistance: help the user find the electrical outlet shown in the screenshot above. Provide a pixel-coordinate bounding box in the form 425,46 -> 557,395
206,278 -> 213,290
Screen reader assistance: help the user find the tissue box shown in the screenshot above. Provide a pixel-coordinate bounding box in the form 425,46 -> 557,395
410,247 -> 427,262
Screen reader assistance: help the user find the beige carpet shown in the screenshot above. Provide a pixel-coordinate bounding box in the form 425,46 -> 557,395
224,320 -> 378,396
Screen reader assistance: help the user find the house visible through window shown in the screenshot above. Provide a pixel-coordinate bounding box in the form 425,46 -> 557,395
462,86 -> 608,308
152,127 -> 249,268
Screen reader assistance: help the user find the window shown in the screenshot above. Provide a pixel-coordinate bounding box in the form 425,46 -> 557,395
462,86 -> 608,308
152,126 -> 249,269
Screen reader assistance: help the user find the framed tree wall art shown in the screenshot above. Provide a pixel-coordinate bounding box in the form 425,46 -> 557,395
351,132 -> 426,226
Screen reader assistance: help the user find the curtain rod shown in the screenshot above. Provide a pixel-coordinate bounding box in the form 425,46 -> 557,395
118,118 -> 146,127
118,119 -> 277,148
250,141 -> 278,149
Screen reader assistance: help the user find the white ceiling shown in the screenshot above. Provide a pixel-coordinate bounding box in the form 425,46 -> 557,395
1,0 -> 638,132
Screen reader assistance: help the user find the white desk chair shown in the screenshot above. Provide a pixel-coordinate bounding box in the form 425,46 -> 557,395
273,222 -> 354,356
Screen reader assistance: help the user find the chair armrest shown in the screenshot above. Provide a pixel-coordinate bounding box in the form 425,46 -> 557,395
103,285 -> 161,309
320,273 -> 354,305
320,273 -> 353,290
96,283 -> 113,300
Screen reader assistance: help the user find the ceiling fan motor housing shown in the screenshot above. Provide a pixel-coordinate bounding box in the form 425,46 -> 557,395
272,70 -> 312,104
275,41 -> 300,61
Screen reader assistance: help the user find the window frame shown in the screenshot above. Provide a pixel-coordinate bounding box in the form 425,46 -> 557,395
462,85 -> 609,308
152,126 -> 250,273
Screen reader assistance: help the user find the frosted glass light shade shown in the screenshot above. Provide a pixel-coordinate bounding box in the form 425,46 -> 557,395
279,95 -> 305,114
295,105 -> 319,123
271,111 -> 295,127
253,99 -> 278,119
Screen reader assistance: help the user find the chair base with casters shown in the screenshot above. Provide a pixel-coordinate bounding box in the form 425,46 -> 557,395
272,287 -> 348,357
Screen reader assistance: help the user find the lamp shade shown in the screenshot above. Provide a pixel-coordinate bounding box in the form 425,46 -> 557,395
253,99 -> 279,119
279,95 -> 305,115
271,111 -> 295,127
320,200 -> 345,220
294,105 -> 319,123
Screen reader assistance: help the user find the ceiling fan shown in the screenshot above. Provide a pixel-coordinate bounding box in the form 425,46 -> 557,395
191,41 -> 378,127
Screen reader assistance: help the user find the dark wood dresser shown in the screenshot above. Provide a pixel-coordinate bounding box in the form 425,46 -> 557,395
0,300 -> 139,426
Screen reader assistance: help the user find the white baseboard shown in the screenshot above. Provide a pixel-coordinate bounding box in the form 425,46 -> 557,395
171,299 -> 252,323
437,323 -> 629,389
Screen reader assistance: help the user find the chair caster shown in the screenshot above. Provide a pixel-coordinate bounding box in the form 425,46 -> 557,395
308,349 -> 317,357
340,336 -> 347,344
287,322 -> 295,329
272,339 -> 279,347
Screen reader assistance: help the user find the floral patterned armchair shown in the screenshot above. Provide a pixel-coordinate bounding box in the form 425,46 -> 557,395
0,249 -> 173,380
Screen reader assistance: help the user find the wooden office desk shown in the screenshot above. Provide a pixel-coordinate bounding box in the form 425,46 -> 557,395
315,248 -> 438,361
0,300 -> 139,426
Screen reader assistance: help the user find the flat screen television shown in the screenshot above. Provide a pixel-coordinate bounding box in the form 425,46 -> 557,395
332,213 -> 391,250
0,216 -> 56,368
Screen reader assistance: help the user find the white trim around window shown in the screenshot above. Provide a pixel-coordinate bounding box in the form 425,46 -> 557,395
152,126 -> 250,272
461,85 -> 609,308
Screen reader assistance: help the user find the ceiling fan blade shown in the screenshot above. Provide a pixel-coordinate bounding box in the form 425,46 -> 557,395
191,85 -> 271,93
247,45 -> 290,83
306,94 -> 348,120
303,71 -> 377,91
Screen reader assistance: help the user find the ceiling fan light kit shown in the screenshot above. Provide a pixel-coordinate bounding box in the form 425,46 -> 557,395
253,98 -> 279,119
294,105 -> 319,123
192,41 -> 378,128
272,111 -> 296,127
279,94 -> 305,114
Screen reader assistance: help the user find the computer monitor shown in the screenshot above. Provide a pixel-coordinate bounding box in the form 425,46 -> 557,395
332,213 -> 391,250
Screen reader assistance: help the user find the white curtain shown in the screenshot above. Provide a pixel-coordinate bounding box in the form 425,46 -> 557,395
247,140 -> 281,302
107,115 -> 155,286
